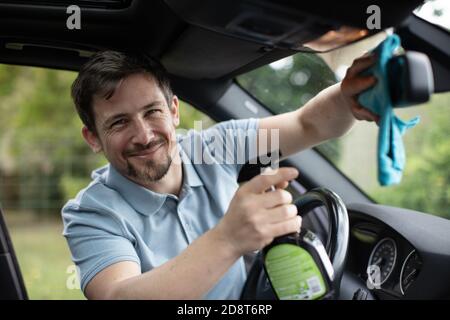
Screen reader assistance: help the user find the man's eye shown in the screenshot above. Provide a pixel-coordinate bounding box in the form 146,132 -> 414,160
110,119 -> 127,128
145,109 -> 161,117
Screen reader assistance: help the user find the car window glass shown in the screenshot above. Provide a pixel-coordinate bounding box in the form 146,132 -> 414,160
414,0 -> 450,30
237,32 -> 450,220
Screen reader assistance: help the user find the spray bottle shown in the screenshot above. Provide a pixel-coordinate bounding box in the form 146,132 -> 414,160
261,168 -> 335,300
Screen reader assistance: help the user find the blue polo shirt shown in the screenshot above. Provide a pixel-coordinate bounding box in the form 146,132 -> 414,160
62,118 -> 259,299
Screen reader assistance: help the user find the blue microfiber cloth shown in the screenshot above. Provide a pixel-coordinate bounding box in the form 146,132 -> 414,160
358,34 -> 420,186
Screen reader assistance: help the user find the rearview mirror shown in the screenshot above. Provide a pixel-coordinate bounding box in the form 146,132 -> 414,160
388,51 -> 434,108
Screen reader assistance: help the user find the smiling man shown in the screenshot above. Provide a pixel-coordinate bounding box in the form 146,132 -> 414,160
82,71 -> 182,195
62,51 -> 378,300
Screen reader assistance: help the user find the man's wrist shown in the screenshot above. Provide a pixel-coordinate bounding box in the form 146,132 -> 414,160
208,225 -> 242,260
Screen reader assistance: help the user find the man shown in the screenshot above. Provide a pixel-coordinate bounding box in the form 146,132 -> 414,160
62,51 -> 378,300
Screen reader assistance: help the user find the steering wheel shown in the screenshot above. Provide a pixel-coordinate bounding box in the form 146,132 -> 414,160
240,187 -> 349,300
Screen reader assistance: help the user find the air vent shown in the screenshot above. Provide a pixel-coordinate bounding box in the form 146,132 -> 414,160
0,0 -> 132,9
351,222 -> 381,243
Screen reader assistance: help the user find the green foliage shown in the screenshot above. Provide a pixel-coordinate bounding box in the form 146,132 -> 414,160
371,93 -> 450,219
0,66 -> 95,215
179,100 -> 215,130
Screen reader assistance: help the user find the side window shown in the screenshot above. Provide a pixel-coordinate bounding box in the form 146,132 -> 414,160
0,64 -> 214,299
238,53 -> 337,114
237,51 -> 341,164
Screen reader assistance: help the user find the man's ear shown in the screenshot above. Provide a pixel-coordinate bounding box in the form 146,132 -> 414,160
170,95 -> 180,127
82,126 -> 102,153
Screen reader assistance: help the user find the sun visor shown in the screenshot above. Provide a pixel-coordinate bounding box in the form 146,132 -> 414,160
164,0 -> 423,53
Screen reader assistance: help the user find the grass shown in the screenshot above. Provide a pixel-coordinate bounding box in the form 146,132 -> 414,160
4,211 -> 85,300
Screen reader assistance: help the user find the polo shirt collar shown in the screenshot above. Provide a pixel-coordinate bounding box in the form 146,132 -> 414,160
104,143 -> 203,216
178,145 -> 203,188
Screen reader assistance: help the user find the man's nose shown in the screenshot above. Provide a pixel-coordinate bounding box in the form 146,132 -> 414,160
131,118 -> 154,145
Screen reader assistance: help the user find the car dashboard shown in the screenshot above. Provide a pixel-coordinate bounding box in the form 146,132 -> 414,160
347,214 -> 422,299
338,203 -> 450,300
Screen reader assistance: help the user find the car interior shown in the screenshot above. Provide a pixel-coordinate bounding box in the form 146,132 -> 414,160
0,0 -> 449,300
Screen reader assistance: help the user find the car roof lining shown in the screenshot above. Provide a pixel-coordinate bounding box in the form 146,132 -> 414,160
0,0 -> 424,78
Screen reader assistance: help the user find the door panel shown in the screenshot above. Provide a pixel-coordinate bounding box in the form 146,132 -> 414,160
0,207 -> 28,300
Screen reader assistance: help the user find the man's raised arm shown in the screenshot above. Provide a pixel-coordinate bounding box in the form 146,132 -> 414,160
258,54 -> 380,159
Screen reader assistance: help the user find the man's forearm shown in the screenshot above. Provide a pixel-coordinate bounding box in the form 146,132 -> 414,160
259,64 -> 378,158
298,82 -> 356,141
109,227 -> 241,299
258,82 -> 356,158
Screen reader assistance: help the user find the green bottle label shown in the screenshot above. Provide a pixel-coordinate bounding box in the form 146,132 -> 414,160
265,243 -> 327,300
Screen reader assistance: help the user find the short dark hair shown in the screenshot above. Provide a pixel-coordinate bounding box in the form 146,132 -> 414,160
71,50 -> 173,133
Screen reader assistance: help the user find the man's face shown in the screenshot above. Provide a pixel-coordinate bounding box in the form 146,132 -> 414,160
83,73 -> 180,186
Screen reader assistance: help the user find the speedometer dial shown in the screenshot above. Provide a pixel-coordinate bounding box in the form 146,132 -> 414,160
367,238 -> 397,287
400,250 -> 422,295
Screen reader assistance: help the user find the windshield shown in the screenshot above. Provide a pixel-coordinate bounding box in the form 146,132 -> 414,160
237,31 -> 450,220
414,0 -> 450,30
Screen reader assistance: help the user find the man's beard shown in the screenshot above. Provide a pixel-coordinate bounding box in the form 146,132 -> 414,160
126,153 -> 173,183
125,140 -> 173,183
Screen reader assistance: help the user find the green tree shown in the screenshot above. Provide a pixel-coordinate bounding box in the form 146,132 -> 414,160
371,93 -> 450,219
